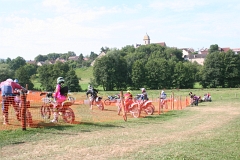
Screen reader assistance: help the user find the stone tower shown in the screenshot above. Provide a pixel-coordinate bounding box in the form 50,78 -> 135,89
143,33 -> 150,45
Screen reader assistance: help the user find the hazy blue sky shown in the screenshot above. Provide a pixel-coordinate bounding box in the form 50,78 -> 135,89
0,0 -> 239,60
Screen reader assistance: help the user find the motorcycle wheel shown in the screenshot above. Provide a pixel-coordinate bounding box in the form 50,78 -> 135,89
104,99 -> 111,105
68,96 -> 75,105
97,101 -> 104,110
40,104 -> 51,119
130,103 -> 140,118
144,105 -> 154,115
62,107 -> 75,123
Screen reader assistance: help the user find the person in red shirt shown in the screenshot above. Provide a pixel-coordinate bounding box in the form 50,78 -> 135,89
124,90 -> 133,112
0,78 -> 25,125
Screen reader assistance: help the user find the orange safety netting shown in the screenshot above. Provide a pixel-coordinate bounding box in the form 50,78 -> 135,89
0,91 -> 191,131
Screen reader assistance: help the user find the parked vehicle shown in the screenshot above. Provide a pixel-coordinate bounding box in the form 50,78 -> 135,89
104,94 -> 120,105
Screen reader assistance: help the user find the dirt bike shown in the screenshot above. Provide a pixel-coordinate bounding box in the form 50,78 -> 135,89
134,95 -> 155,115
88,96 -> 104,110
160,98 -> 168,109
104,95 -> 120,105
117,99 -> 140,118
40,92 -> 75,123
68,95 -> 75,105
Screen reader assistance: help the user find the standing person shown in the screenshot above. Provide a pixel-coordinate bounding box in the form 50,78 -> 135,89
86,85 -> 98,110
0,78 -> 25,125
189,92 -> 194,106
51,77 -> 67,123
124,90 -> 133,112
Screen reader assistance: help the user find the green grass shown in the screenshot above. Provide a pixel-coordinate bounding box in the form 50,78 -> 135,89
75,67 -> 93,90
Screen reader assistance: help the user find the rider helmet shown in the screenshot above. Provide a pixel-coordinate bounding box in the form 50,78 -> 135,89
88,85 -> 93,90
14,79 -> 19,83
141,88 -> 146,93
127,90 -> 131,94
57,77 -> 64,84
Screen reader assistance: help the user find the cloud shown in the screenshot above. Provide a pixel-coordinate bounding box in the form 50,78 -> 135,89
149,0 -> 207,11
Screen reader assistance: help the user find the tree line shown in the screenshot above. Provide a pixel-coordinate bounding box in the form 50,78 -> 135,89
92,44 -> 240,90
1,44 -> 239,91
0,56 -> 81,92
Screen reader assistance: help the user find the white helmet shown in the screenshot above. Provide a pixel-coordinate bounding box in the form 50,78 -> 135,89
141,88 -> 146,93
88,85 -> 93,90
57,77 -> 64,84
14,79 -> 19,83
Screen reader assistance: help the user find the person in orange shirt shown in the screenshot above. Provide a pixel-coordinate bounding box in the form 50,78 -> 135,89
124,90 -> 133,112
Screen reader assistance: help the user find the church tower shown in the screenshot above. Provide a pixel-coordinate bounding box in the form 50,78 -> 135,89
143,33 -> 150,45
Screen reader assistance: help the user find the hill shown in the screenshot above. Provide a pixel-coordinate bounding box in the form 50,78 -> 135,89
75,67 -> 93,90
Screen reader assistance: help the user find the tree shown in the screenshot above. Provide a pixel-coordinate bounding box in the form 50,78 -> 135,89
15,66 -> 34,89
9,56 -> 26,71
78,53 -> 84,65
93,49 -> 128,90
131,59 -> 146,89
208,44 -> 219,54
65,70 -> 81,92
34,55 -> 48,62
0,64 -> 14,82
100,46 -> 110,53
89,51 -> 98,61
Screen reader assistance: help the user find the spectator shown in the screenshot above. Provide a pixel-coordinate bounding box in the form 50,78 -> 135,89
0,79 -> 25,125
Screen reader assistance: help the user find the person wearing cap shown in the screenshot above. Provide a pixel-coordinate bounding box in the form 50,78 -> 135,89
0,78 -> 24,125
124,90 -> 133,112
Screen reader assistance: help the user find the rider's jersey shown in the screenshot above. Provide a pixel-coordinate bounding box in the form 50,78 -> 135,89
124,93 -> 132,100
0,80 -> 22,96
140,92 -> 148,100
86,89 -> 98,98
54,84 -> 67,103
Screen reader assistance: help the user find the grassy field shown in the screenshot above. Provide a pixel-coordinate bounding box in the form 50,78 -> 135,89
75,67 -> 93,91
0,88 -> 240,159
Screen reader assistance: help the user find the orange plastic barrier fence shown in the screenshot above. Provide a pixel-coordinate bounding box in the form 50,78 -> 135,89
0,91 -> 191,131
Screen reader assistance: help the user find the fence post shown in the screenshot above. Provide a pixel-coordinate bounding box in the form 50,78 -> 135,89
180,96 -> 182,110
158,90 -> 161,115
172,92 -> 174,110
20,90 -> 27,131
170,95 -> 172,110
120,91 -> 127,121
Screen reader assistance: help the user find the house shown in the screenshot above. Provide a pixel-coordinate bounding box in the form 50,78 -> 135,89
181,48 -> 195,59
232,48 -> 240,54
188,54 -> 208,65
27,60 -> 36,65
55,58 -> 66,63
90,52 -> 106,66
68,56 -> 79,61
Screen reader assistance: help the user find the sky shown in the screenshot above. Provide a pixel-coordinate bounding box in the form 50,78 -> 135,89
0,0 -> 240,60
